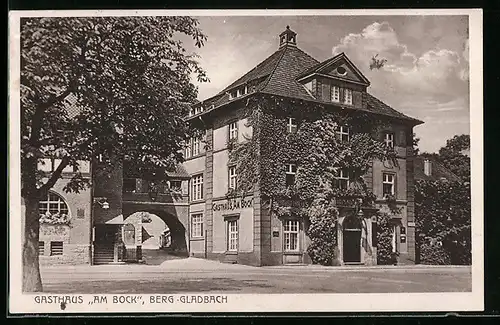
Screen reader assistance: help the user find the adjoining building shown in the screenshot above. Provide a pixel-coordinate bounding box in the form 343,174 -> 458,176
30,26 -> 423,267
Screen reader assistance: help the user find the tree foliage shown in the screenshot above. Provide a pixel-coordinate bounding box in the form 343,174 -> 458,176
415,179 -> 471,265
420,134 -> 470,182
20,16 -> 208,291
21,16 -> 208,198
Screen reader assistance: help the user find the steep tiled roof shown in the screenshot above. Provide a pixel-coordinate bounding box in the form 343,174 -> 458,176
365,93 -> 423,124
221,48 -> 287,92
414,156 -> 462,182
165,164 -> 190,179
192,35 -> 422,125
260,46 -> 320,100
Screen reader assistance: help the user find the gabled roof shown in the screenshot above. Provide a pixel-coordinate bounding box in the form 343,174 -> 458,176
296,52 -> 370,86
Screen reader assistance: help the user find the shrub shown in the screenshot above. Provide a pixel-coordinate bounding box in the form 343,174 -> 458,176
419,241 -> 451,265
306,206 -> 338,266
376,213 -> 394,265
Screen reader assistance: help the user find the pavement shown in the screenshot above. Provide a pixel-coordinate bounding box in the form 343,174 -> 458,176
39,257 -> 472,294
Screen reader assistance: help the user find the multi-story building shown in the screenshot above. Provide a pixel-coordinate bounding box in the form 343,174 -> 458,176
182,26 -> 423,266
30,26 -> 423,267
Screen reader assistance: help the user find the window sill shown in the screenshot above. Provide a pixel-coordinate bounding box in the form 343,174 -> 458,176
283,251 -> 302,255
225,250 -> 238,255
190,237 -> 205,241
189,199 -> 205,204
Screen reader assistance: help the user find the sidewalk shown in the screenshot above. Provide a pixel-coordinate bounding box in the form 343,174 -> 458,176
40,257 -> 471,274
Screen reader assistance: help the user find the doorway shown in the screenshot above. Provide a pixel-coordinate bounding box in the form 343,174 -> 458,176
343,216 -> 362,263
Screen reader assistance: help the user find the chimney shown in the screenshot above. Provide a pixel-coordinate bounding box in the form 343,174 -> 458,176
279,25 -> 297,48
424,159 -> 432,176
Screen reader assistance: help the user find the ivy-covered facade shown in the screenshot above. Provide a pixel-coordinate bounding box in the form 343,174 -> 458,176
183,26 -> 423,266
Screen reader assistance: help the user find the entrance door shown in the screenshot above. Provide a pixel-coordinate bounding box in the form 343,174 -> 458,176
343,216 -> 362,263
95,224 -> 117,244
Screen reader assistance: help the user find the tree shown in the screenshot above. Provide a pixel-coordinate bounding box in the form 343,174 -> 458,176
369,54 -> 388,70
415,179 -> 471,265
420,134 -> 470,182
20,17 -> 208,292
438,134 -> 470,182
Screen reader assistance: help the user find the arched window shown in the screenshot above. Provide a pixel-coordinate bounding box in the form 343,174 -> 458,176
39,192 -> 69,216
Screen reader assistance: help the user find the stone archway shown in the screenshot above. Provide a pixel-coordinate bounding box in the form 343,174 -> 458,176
342,215 -> 362,263
122,205 -> 188,264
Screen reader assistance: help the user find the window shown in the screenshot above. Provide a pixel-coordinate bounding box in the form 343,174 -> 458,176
191,213 -> 204,238
39,192 -> 69,216
192,137 -> 200,156
227,219 -> 238,251
39,241 -> 45,255
336,125 -> 350,142
191,174 -> 204,201
228,166 -> 237,190
343,88 -> 353,105
287,117 -> 297,134
384,132 -> 394,148
184,140 -> 192,158
424,160 -> 432,176
123,178 -> 137,193
334,169 -> 350,190
50,241 -> 63,256
194,106 -> 204,115
284,220 -> 299,251
188,108 -> 194,117
169,180 -> 182,191
331,85 -> 340,102
304,81 -> 313,92
285,164 -> 297,187
229,122 -> 238,140
383,173 -> 395,196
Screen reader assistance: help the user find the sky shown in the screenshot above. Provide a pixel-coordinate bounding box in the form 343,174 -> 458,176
184,15 -> 470,154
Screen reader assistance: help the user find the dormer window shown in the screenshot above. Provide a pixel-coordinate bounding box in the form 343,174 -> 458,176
331,85 -> 340,102
189,108 -> 194,117
228,85 -> 248,100
330,86 -> 353,105
343,88 -> 353,105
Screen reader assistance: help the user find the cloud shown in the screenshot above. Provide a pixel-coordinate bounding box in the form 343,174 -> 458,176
332,21 -> 470,153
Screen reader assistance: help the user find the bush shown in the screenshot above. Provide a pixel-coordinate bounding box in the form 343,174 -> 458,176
376,213 -> 394,265
419,241 -> 451,265
306,207 -> 338,266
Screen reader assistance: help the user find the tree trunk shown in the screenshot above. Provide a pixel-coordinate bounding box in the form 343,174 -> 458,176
22,196 -> 43,292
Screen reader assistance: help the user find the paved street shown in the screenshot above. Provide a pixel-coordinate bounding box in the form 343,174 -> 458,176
40,258 -> 472,294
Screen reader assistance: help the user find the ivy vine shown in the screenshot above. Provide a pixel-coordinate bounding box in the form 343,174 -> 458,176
229,94 -> 406,265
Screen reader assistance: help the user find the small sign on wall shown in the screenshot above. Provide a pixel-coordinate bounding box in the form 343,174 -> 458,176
400,235 -> 407,244
272,231 -> 280,237
77,209 -> 85,218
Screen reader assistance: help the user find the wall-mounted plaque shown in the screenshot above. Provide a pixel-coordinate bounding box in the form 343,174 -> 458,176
272,231 -> 279,237
76,209 -> 85,218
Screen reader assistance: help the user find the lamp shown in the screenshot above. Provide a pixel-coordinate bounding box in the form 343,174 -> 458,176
94,197 -> 110,209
